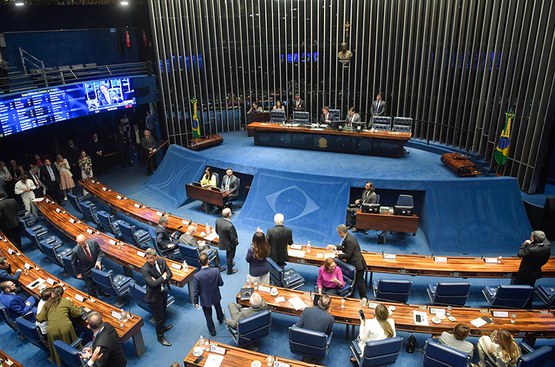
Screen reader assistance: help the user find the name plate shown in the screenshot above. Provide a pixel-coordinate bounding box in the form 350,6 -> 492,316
493,311 -> 508,318
182,219 -> 190,225
69,218 -> 75,223
383,253 -> 396,260
111,310 -> 122,319
91,179 -> 96,183
116,195 -> 122,200
86,228 -> 94,234
108,239 -> 116,245
274,362 -> 290,367
290,244 -> 302,250
102,187 -> 107,191
434,256 -> 448,263
209,345 -> 226,355
46,278 -> 56,285
75,294 -> 85,302
155,211 -> 163,216
134,203 -> 141,208
24,263 -> 32,270
55,208 -> 61,213
483,257 -> 498,264
8,248 -> 14,255
137,251 -> 146,257
171,263 -> 182,270
429,308 -> 445,315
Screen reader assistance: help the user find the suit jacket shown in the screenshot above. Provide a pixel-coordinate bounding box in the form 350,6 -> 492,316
293,99 -> 305,111
337,233 -> 367,270
296,306 -> 334,335
360,190 -> 377,205
220,174 -> 239,198
346,113 -> 361,123
71,240 -> 104,278
225,299 -> 268,328
90,322 -> 127,367
517,239 -> 551,281
0,265 -> 21,282
141,135 -> 157,152
267,225 -> 293,265
27,170 -> 44,197
141,258 -> 172,303
193,266 -> 223,307
319,112 -> 336,124
90,139 -> 105,156
0,292 -> 32,319
370,100 -> 385,116
155,225 -> 175,250
179,233 -> 209,252
39,165 -> 60,186
215,218 -> 239,252
0,197 -> 19,230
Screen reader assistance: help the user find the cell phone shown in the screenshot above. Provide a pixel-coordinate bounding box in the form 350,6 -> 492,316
415,314 -> 422,322
359,309 -> 366,320
481,316 -> 494,324
193,355 -> 204,364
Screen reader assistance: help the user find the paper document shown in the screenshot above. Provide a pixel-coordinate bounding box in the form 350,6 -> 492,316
288,296 -> 307,311
323,253 -> 336,259
470,317 -> 487,328
290,244 -> 302,250
288,250 -> 306,258
204,354 -> 224,367
32,197 -> 45,202
204,232 -> 219,241
413,311 -> 429,326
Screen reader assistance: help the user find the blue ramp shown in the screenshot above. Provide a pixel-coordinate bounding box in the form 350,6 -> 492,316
240,169 -> 350,243
141,145 -> 206,208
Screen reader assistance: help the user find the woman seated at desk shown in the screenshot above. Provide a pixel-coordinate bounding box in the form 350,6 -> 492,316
272,100 -> 285,111
352,304 -> 396,363
200,167 -> 217,188
316,258 -> 345,295
247,102 -> 263,114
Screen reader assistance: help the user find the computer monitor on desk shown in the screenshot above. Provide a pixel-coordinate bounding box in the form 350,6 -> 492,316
329,120 -> 348,130
293,111 -> 310,124
270,110 -> 286,123
394,205 -> 413,216
362,203 -> 381,213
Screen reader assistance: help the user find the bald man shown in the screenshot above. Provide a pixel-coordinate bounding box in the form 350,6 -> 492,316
215,208 -> 239,275
71,234 -> 104,296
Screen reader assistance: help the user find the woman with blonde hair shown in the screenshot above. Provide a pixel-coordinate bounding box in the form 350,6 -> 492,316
353,304 -> 395,362
55,154 -> 75,200
478,329 -> 521,367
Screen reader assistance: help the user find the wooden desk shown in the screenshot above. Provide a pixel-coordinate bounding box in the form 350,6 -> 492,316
247,122 -> 411,158
188,134 -> 224,151
0,233 -> 146,356
0,349 -> 24,367
34,197 -> 196,302
236,285 -> 555,338
183,338 -> 323,367
441,153 -> 481,177
185,183 -> 229,208
355,210 -> 419,234
286,245 -> 555,279
79,178 -> 219,246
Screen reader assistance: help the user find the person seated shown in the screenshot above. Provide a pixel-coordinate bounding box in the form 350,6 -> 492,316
247,102 -> 263,114
272,100 -> 285,111
0,256 -> 22,282
347,182 -> 378,231
225,292 -> 268,329
220,168 -> 239,206
477,329 -> 521,367
296,294 -> 334,335
0,280 -> 36,319
319,106 -> 335,125
179,224 -> 224,271
317,258 -> 345,295
353,304 -> 395,362
439,324 -> 475,359
346,107 -> 361,127
200,167 -> 217,188
155,215 -> 178,251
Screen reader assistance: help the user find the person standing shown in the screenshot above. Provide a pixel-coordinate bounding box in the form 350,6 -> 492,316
370,93 -> 386,117
266,213 -> 293,266
0,192 -> 21,249
194,253 -> 225,336
215,208 -> 239,275
40,159 -> 64,205
295,294 -> 334,335
141,248 -> 173,346
14,174 -> 37,216
514,230 -> 551,287
27,164 -> 45,198
71,234 -> 104,297
89,133 -> 107,176
131,123 -> 144,166
55,154 -> 75,201
81,312 -> 127,367
245,230 -> 271,284
141,129 -> 157,175
330,224 -> 367,299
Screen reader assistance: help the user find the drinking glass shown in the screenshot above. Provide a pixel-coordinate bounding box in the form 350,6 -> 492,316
266,356 -> 274,366
341,298 -> 346,309
510,313 -> 516,324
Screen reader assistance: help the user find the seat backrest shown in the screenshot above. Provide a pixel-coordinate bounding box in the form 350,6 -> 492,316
0,303 -> 19,332
130,283 -> 151,313
375,194 -> 381,204
96,210 -> 112,228
289,325 -> 328,348
496,285 -> 534,300
177,243 -> 201,268
237,309 -> 272,335
91,268 -> 116,295
377,279 -> 412,293
212,171 -> 220,187
435,283 -> 471,296
335,259 -> 356,280
61,254 -> 76,276
423,339 -> 470,367
518,345 -> 553,367
119,221 -> 135,238
53,340 -> 82,367
41,241 -> 63,267
266,258 -> 284,284
16,316 -> 48,351
396,194 -> 414,207
362,336 -> 403,366
66,193 -> 82,214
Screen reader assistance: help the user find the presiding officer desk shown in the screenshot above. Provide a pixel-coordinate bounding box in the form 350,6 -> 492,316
236,284 -> 555,339
79,178 -> 219,246
286,244 -> 555,279
34,197 -> 196,299
247,122 -> 411,158
183,338 -> 323,367
0,232 -> 147,356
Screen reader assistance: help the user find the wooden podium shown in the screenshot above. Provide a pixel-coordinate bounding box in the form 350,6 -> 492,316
441,153 -> 481,177
188,134 -> 223,151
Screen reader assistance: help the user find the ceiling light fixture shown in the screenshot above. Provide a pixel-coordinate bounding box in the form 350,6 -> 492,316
14,0 -> 25,6
120,0 -> 129,6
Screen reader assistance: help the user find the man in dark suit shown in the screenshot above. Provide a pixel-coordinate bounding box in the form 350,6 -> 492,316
194,253 -> 225,336
319,106 -> 335,125
515,230 -> 551,287
0,280 -> 36,319
90,133 -> 107,175
39,159 -> 63,205
81,312 -> 127,367
27,164 -> 44,198
215,208 -> 239,275
331,224 -> 367,299
71,234 -> 105,297
141,248 -> 173,346
220,167 -> 239,206
267,213 -> 293,266
154,215 -> 180,258
0,257 -> 22,283
296,294 -> 334,335
0,192 -> 21,249
141,129 -> 157,175
293,94 -> 305,111
347,182 -> 378,230
370,93 -> 385,117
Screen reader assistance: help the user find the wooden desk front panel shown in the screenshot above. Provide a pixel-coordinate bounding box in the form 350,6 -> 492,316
236,285 -> 555,338
35,198 -> 195,287
355,211 -> 419,233
185,184 -> 226,207
79,178 -> 219,246
0,233 -> 144,342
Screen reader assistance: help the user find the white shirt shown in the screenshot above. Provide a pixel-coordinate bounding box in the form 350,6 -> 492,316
358,318 -> 396,353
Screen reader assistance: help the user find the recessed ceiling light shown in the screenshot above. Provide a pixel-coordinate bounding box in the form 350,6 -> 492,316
120,0 -> 129,6
15,0 -> 25,6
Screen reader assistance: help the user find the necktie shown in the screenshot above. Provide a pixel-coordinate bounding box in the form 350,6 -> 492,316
155,261 -> 165,291
32,173 -> 41,188
47,166 -> 55,181
84,245 -> 92,260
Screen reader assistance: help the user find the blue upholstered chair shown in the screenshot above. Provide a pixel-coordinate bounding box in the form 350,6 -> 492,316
482,285 -> 534,308
396,194 -> 414,208
67,192 -> 93,215
90,268 -> 133,306
535,285 -> 555,308
25,225 -> 58,253
423,339 -> 470,367
97,210 -> 127,238
53,340 -> 85,367
61,252 -> 77,277
227,309 -> 272,346
372,279 -> 412,303
288,325 -> 332,359
335,260 -> 357,297
349,336 -> 403,367
118,221 -> 151,249
18,213 -> 38,229
16,316 -> 49,352
484,342 -> 552,367
0,303 -> 21,336
148,227 -> 181,259
130,283 -> 175,315
427,282 -> 471,307
41,238 -> 73,269
78,200 -> 99,225
177,243 -> 217,269
267,258 -> 305,289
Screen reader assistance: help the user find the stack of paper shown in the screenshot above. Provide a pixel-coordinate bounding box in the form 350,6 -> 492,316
470,317 -> 487,328
288,297 -> 307,311
288,250 -> 306,258
205,232 -> 219,241
204,354 -> 224,367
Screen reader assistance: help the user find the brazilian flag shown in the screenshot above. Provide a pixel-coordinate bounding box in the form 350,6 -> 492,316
494,112 -> 514,167
191,98 -> 201,138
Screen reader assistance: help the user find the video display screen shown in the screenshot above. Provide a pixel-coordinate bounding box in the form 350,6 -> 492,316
0,77 -> 135,138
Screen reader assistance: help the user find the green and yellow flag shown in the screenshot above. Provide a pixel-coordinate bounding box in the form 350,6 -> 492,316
191,98 -> 201,138
494,112 -> 514,167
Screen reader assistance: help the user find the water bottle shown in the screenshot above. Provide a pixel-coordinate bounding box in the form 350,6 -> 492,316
206,223 -> 211,234
246,276 -> 252,288
306,241 -> 311,253
199,335 -> 205,350
183,260 -> 189,270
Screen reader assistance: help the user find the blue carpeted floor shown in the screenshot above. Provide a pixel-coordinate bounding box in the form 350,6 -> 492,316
1,131 -> 554,366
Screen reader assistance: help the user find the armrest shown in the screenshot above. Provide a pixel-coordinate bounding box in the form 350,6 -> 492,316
520,342 -> 534,354
71,337 -> 83,349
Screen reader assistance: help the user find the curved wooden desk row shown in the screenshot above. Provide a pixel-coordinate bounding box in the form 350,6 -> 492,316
79,178 -> 219,246
287,245 -> 555,279
0,349 -> 24,367
183,338 -> 323,367
236,284 -> 555,338
0,233 -> 146,356
34,197 -> 196,295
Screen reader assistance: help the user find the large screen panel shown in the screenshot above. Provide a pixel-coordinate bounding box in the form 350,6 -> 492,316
0,77 -> 136,138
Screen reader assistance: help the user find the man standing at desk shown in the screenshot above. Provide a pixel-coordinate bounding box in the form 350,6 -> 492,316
330,225 -> 367,299
0,192 -> 21,249
220,168 -> 239,207
514,230 -> 551,288
370,93 -> 385,117
216,208 -> 239,275
71,234 -> 105,297
347,182 -> 377,231
267,213 -> 293,266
